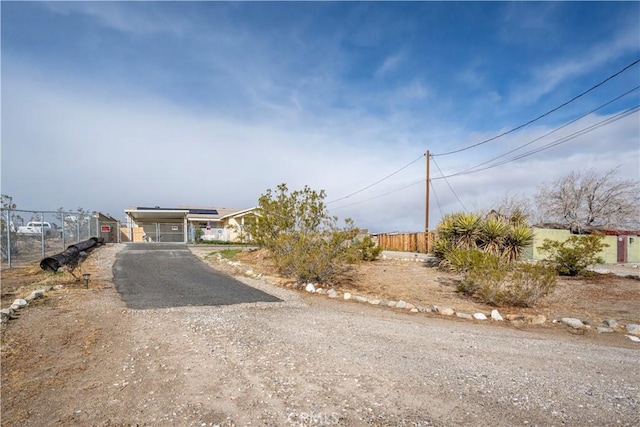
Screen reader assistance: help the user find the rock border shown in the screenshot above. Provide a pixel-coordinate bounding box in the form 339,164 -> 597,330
0,285 -> 65,324
214,254 -> 640,343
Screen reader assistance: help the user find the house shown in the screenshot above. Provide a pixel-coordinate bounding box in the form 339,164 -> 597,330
525,226 -> 640,264
124,206 -> 257,243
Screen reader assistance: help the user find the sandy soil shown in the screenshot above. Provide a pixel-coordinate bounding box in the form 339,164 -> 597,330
1,244 -> 639,426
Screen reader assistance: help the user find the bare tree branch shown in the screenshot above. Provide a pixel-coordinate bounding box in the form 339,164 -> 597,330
535,167 -> 640,231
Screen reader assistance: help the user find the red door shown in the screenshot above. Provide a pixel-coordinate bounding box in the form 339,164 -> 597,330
617,236 -> 627,263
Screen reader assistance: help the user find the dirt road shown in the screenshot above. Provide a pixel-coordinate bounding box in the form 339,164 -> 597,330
1,244 -> 639,426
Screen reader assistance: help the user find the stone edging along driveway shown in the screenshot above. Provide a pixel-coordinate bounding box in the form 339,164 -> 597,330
205,251 -> 640,344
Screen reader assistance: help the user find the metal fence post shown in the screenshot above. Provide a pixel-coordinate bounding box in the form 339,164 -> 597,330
6,209 -> 12,267
40,212 -> 45,259
61,212 -> 66,250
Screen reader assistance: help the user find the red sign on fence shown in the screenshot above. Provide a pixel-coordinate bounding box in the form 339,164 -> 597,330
101,225 -> 111,232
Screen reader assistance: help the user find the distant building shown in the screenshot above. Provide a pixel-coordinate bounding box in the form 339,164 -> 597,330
525,226 -> 640,264
124,206 -> 257,243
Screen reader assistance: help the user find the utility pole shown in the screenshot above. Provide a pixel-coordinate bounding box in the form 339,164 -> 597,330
425,150 -> 430,233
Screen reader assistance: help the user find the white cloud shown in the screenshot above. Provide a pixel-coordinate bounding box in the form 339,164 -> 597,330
510,24 -> 640,106
375,52 -> 406,78
45,2 -> 191,36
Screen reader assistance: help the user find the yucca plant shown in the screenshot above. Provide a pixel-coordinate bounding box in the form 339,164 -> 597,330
479,217 -> 509,256
502,224 -> 535,263
452,212 -> 482,249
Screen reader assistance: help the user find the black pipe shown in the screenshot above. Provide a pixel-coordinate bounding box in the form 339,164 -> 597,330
40,237 -> 105,272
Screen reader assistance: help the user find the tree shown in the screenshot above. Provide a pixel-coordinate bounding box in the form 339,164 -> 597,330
245,184 -> 362,283
1,194 -> 17,211
538,234 -> 608,276
1,195 -> 19,260
535,168 -> 640,232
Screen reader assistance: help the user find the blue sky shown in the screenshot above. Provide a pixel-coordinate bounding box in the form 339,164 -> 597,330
2,2 -> 639,232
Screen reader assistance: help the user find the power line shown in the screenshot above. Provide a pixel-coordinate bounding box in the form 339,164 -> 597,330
430,180 -> 445,219
451,86 -> 640,176
328,104 -> 638,212
431,156 -> 467,211
433,104 -> 639,180
329,178 -> 424,210
432,58 -> 640,157
326,153 -> 425,204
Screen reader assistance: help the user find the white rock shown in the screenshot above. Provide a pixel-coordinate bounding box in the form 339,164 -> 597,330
473,313 -> 487,320
343,292 -> 352,300
355,295 -> 368,303
396,300 -> 407,309
368,299 -> 381,305
440,307 -> 455,316
625,324 -> 640,336
327,289 -> 338,298
245,269 -> 254,276
491,309 -> 503,321
12,299 -> 28,308
596,327 -> 614,334
456,312 -> 473,320
1,308 -> 13,322
561,318 -> 585,329
305,283 -> 316,293
625,335 -> 640,343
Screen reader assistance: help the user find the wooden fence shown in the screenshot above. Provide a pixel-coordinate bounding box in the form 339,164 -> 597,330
373,232 -> 434,254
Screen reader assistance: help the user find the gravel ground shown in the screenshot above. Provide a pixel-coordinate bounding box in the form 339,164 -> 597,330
1,243 -> 639,426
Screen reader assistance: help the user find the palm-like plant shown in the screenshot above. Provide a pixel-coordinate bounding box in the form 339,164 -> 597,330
452,212 -> 482,249
502,224 -> 535,263
480,217 -> 509,256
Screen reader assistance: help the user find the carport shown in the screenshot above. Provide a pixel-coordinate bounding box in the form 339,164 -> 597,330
124,207 -> 189,243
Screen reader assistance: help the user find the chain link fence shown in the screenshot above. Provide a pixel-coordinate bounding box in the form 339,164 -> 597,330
1,208 -> 124,268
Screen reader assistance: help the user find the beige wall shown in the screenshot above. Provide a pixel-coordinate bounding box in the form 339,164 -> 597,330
527,228 -> 640,264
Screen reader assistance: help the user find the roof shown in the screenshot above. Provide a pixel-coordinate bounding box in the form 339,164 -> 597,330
533,224 -> 640,236
125,206 -> 257,222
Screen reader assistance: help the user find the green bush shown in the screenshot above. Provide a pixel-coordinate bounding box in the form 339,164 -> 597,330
458,261 -> 557,307
244,184 -> 361,283
441,248 -> 502,273
354,235 -> 382,262
538,234 -> 608,276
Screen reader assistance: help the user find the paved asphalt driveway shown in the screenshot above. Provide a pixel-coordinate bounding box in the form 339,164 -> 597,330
113,243 -> 281,309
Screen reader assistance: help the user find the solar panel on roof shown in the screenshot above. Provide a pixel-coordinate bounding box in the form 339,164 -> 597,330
188,209 -> 219,215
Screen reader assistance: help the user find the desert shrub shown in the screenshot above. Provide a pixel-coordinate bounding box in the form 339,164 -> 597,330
538,234 -> 608,276
458,262 -> 557,307
244,184 -> 360,283
434,211 -> 533,267
442,248 -> 501,273
353,235 -> 382,262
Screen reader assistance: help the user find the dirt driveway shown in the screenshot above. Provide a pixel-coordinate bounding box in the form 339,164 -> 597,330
1,244 -> 639,426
